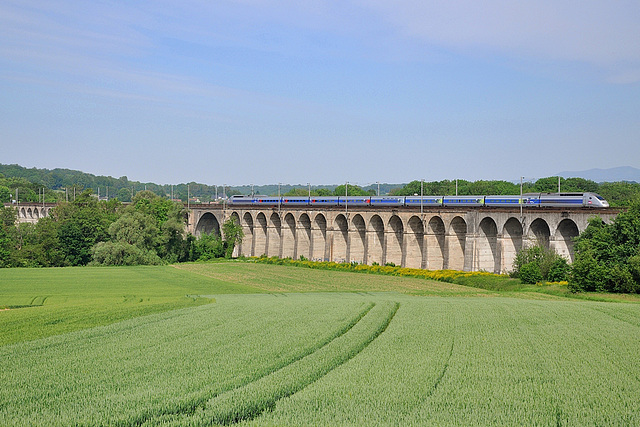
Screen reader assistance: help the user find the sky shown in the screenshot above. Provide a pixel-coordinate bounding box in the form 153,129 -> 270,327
1,0 -> 639,186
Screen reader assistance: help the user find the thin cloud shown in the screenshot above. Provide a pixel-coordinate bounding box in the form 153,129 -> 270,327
357,0 -> 640,81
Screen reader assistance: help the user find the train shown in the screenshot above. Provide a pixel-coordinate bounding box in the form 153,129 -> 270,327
227,192 -> 609,208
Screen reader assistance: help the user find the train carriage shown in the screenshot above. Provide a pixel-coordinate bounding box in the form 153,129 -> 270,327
254,196 -> 281,206
370,196 -> 405,207
443,196 -> 485,207
281,197 -> 310,206
227,195 -> 256,205
404,196 -> 443,207
338,197 -> 371,207
310,197 -> 341,206
484,195 -> 527,207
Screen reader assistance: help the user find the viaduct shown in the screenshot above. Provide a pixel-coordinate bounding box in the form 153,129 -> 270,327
188,205 -> 617,274
8,202 -> 617,274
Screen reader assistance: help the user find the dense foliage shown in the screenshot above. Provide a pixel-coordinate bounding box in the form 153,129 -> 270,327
510,245 -> 571,284
0,190 -> 242,267
569,199 -> 640,293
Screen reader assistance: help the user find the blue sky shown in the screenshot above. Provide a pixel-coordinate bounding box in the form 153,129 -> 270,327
1,0 -> 639,186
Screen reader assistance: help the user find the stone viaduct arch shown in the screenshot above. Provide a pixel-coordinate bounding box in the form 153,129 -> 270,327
187,206 -> 616,274
194,212 -> 221,237
9,203 -> 53,224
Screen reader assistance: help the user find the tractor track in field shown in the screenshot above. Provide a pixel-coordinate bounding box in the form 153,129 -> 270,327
205,300 -> 400,425
134,300 -> 384,427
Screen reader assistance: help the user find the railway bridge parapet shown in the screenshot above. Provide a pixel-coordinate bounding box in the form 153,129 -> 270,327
188,205 -> 617,274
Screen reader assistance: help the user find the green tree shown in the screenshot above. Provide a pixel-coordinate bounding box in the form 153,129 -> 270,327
598,182 -> 640,207
283,188 -> 311,197
511,244 -> 570,283
117,187 -> 132,202
193,233 -> 225,260
570,198 -> 640,293
333,184 -> 374,196
53,190 -> 118,266
222,217 -> 244,258
0,185 -> 10,203
0,206 -> 17,267
91,212 -> 161,265
13,218 -> 64,267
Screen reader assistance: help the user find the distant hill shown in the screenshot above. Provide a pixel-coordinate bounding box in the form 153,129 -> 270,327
556,166 -> 640,183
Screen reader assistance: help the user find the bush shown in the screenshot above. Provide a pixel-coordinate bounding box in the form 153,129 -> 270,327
606,264 -> 637,293
194,233 -> 225,260
512,244 -> 569,283
547,257 -> 571,282
519,262 -> 543,284
91,241 -> 161,266
568,250 -> 607,292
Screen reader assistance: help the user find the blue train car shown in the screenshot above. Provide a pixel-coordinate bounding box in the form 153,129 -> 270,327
338,197 -> 371,207
404,196 -> 443,207
254,196 -> 281,206
370,196 -> 405,207
281,197 -> 310,206
443,196 -> 484,207
310,197 -> 341,206
484,195 -> 526,207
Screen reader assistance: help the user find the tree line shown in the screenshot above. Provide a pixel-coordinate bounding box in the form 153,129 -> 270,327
0,190 -> 242,268
3,163 -> 639,207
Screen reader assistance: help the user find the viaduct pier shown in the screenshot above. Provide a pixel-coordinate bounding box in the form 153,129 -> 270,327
188,205 -> 616,274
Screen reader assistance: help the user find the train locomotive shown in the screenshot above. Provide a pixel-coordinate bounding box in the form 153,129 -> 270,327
228,192 -> 609,208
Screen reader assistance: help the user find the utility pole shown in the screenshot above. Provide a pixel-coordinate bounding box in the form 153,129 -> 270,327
345,181 -> 348,217
420,179 -> 424,215
520,176 -> 524,221
377,181 -> 380,196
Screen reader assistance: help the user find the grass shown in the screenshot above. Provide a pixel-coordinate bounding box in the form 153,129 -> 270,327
3,292 -> 640,425
3,261 -> 640,425
0,265 -> 260,346
174,261 -> 493,296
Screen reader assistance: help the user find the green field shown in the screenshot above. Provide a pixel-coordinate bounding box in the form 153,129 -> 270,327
2,262 -> 640,425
